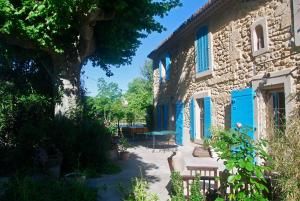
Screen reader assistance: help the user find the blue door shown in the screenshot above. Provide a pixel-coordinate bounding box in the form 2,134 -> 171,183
231,88 -> 256,139
176,101 -> 184,145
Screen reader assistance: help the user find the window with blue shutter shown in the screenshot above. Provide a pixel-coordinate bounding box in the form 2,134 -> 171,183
231,88 -> 255,140
176,101 -> 184,145
163,104 -> 169,130
203,96 -> 212,138
190,98 -> 196,141
165,54 -> 171,81
157,105 -> 161,130
196,26 -> 210,73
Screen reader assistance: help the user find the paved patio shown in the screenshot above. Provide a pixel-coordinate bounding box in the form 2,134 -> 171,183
88,142 -> 225,201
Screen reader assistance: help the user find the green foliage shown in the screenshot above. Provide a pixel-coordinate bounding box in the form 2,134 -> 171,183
211,129 -> 272,201
118,136 -> 131,152
190,175 -> 204,201
124,177 -> 159,201
170,172 -> 204,201
125,60 -> 154,125
170,171 -> 185,201
0,0 -> 180,73
48,117 -> 112,174
1,177 -> 97,201
269,115 -> 300,201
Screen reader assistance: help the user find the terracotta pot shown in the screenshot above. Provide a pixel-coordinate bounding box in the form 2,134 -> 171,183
119,151 -> 130,160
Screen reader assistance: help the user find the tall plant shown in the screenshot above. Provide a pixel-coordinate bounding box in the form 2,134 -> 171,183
211,129 -> 271,201
269,115 -> 300,201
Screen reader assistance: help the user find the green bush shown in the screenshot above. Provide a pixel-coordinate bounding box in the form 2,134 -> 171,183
170,172 -> 204,201
1,176 -> 97,201
170,171 -> 186,201
123,177 -> 159,201
211,129 -> 272,201
48,117 -> 112,174
190,175 -> 204,201
269,115 -> 300,201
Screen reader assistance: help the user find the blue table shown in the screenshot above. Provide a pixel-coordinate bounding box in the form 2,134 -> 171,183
145,130 -> 176,149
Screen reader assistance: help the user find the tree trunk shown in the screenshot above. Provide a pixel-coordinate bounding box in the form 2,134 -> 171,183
52,56 -> 81,117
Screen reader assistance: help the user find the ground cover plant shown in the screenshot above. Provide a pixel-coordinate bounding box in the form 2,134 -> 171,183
211,129 -> 272,201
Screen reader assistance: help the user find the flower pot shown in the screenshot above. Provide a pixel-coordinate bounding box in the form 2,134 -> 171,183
119,151 -> 129,160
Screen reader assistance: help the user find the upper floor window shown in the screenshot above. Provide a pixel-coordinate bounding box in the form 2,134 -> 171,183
195,25 -> 213,77
159,54 -> 171,82
250,18 -> 269,56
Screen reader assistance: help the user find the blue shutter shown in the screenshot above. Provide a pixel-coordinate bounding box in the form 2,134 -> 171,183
189,98 -> 196,141
166,54 -> 171,81
163,104 -> 169,130
197,26 -> 209,73
157,106 -> 161,130
204,96 -> 212,138
231,88 -> 255,139
159,61 -> 162,82
176,101 -> 184,145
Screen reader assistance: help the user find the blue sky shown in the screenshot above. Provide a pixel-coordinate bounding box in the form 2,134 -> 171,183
82,0 -> 208,97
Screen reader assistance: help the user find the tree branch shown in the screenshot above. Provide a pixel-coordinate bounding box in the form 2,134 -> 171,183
0,33 -> 54,56
78,8 -> 115,62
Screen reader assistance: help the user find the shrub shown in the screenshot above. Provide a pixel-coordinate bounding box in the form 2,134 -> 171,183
170,171 -> 186,201
211,129 -> 271,201
48,117 -> 112,174
269,115 -> 300,201
1,176 -> 97,201
123,177 -> 159,201
190,175 -> 204,201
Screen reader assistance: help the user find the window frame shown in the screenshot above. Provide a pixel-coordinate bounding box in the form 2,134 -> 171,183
194,25 -> 214,79
250,17 -> 269,56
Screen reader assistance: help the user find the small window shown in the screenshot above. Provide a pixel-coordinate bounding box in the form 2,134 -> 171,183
267,90 -> 286,131
250,18 -> 269,56
255,25 -> 265,50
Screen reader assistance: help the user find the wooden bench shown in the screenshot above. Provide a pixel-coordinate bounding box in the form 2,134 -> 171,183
168,152 -> 219,198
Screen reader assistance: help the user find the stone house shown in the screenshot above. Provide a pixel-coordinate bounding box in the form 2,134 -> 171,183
148,0 -> 300,146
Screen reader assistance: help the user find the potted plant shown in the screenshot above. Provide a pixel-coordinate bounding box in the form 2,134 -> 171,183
118,136 -> 131,160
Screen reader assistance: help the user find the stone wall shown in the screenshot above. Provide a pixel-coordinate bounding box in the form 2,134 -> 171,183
152,0 -> 300,143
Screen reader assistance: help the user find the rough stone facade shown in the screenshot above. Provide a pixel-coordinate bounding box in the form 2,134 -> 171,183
150,0 -> 300,145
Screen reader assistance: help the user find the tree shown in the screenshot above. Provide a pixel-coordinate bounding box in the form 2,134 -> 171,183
0,0 -> 180,116
87,78 -> 122,123
125,60 -> 153,124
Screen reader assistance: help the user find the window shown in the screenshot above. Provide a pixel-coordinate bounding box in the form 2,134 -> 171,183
195,25 -> 213,77
267,90 -> 286,131
195,99 -> 205,139
250,18 -> 269,56
159,54 -> 171,82
292,0 -> 300,46
255,25 -> 265,50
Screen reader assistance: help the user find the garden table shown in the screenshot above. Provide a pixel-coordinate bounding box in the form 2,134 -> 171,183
144,130 -> 176,150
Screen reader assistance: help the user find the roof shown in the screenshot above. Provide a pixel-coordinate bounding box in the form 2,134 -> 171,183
148,0 -> 230,59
